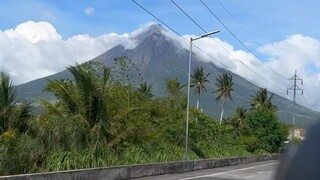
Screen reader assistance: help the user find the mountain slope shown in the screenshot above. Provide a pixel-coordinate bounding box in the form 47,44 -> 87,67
16,24 -> 320,127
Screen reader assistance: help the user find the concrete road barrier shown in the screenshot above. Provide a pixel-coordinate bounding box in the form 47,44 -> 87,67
0,154 -> 279,180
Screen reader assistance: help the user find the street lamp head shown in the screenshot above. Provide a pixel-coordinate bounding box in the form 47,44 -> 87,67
200,30 -> 220,38
192,30 -> 220,41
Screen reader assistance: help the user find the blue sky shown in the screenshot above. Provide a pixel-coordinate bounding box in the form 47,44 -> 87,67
0,0 -> 320,110
1,0 -> 319,45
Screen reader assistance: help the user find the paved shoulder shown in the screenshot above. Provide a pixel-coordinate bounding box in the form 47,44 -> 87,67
135,160 -> 278,180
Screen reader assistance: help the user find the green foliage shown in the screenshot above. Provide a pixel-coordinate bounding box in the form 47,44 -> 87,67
187,109 -> 251,159
165,78 -> 186,110
191,67 -> 210,109
46,145 -> 120,171
0,72 -> 17,109
229,107 -> 247,129
0,72 -> 31,134
191,67 -> 210,96
239,136 -> 259,153
0,131 -> 44,175
45,62 -> 110,129
0,59 -> 288,175
291,137 -> 302,145
0,72 -> 35,175
214,73 -> 234,103
214,73 -> 234,125
250,88 -> 277,112
244,109 -> 287,153
138,82 -> 153,98
110,56 -> 144,86
280,123 -> 290,141
194,143 -> 251,158
253,149 -> 269,155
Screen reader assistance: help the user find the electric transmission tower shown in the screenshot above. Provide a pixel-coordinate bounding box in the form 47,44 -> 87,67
287,70 -> 303,139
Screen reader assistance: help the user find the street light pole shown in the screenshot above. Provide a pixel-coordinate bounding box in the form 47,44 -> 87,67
184,30 -> 220,160
184,37 -> 192,161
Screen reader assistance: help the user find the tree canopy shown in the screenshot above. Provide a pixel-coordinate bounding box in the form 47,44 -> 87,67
191,67 -> 210,109
0,59 -> 289,175
214,73 -> 234,125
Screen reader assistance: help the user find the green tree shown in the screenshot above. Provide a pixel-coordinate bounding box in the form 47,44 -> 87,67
45,62 -> 110,143
0,59 -> 274,174
191,67 -> 210,110
230,107 -> 247,129
110,56 -> 144,86
138,82 -> 153,98
0,72 -> 17,134
0,72 -> 31,134
166,78 -> 185,95
214,73 -> 234,125
0,72 -> 35,175
37,62 -> 141,171
41,61 -> 162,170
188,109 -> 247,158
244,109 -> 286,153
165,78 -> 186,110
250,88 -> 277,111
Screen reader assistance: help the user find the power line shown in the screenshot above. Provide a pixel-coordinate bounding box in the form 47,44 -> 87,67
132,0 -> 318,122
302,95 -> 312,108
199,0 -> 288,81
131,0 -> 229,75
170,0 -> 286,92
216,0 -> 260,46
304,92 -> 313,107
287,70 -> 303,126
132,0 -> 233,161
301,85 -> 313,108
131,0 -> 181,36
170,0 -> 206,33
132,0 -> 286,93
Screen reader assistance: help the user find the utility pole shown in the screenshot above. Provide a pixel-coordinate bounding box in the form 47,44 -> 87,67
287,70 -> 303,139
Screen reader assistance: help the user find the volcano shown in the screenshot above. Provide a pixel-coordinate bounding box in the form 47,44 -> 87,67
16,24 -> 320,127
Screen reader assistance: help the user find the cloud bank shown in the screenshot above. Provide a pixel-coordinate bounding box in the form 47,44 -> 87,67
0,21 -> 137,84
177,34 -> 320,110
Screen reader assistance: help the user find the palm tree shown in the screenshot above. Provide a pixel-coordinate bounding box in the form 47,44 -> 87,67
250,88 -> 277,111
0,72 -> 17,133
166,78 -> 185,96
230,107 -> 247,128
191,67 -> 210,110
0,72 -> 32,134
165,78 -> 186,109
45,62 -> 110,139
214,73 -> 234,125
138,82 -> 153,98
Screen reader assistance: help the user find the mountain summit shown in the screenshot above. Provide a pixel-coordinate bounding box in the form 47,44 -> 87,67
16,24 -> 320,127
94,23 -> 187,81
134,24 -> 167,42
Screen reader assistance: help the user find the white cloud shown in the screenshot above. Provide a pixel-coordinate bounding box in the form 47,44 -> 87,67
5,21 -> 61,43
179,33 -> 320,110
84,7 -> 95,16
0,21 -> 137,84
259,34 -> 320,110
1,21 -> 319,110
179,35 -> 288,91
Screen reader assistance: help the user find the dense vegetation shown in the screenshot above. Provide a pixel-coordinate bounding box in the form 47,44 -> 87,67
0,57 -> 288,175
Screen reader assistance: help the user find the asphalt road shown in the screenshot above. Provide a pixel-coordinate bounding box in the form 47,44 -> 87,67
135,160 -> 278,180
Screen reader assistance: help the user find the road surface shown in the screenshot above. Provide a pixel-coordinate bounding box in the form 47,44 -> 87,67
136,160 -> 278,180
